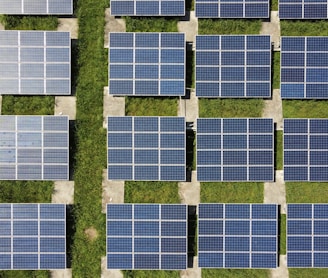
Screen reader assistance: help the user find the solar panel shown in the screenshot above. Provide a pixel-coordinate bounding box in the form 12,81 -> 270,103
197,118 -> 274,181
279,0 -> 328,19
0,31 -> 71,95
281,37 -> 328,99
195,35 -> 271,98
0,0 -> 72,15
0,204 -> 66,270
108,33 -> 185,97
287,204 -> 328,267
284,119 -> 328,181
110,0 -> 185,16
107,116 -> 185,181
195,0 -> 269,18
0,116 -> 69,180
107,204 -> 187,270
198,204 -> 278,268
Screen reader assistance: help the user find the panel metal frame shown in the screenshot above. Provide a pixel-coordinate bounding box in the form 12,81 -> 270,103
198,203 -> 278,269
195,35 -> 271,98
106,203 -> 188,270
280,36 -> 328,99
0,203 -> 66,270
108,32 -> 186,97
0,115 -> 69,180
196,118 -> 274,182
0,30 -> 71,95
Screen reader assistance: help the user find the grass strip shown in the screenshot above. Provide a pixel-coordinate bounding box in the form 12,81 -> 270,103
70,0 -> 108,276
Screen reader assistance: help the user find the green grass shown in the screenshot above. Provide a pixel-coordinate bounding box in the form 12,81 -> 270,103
275,130 -> 283,170
125,181 -> 180,203
125,17 -> 178,32
289,269 -> 328,278
125,97 -> 177,116
281,20 -> 328,36
201,182 -> 264,203
2,15 -> 58,30
1,96 -> 54,115
286,183 -> 328,203
283,100 -> 328,118
199,99 -> 264,118
279,214 -> 286,255
198,19 -> 262,35
70,0 -> 108,276
202,269 -> 269,278
124,270 -> 180,278
271,0 -> 278,10
272,51 -> 280,89
0,271 -> 49,278
0,181 -> 53,203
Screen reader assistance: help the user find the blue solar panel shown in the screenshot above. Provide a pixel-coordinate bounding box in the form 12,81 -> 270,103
284,119 -> 328,181
196,35 -> 271,98
0,116 -> 69,181
107,204 -> 187,270
110,0 -> 184,17
281,37 -> 328,99
107,116 -> 185,181
198,204 -> 278,268
287,204 -> 328,267
0,0 -> 72,15
108,33 -> 185,96
279,0 -> 328,19
197,118 -> 274,182
0,31 -> 71,95
0,204 -> 66,270
195,0 -> 269,18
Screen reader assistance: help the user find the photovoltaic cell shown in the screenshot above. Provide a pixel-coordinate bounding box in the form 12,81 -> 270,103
196,35 -> 271,98
0,116 -> 69,180
195,0 -> 269,18
284,119 -> 328,181
198,204 -> 278,268
107,116 -> 185,181
0,0 -> 72,14
0,204 -> 66,270
279,0 -> 328,19
281,37 -> 328,99
110,0 -> 185,16
0,31 -> 71,95
107,204 -> 187,270
108,33 -> 185,96
197,118 -> 274,182
287,204 -> 328,267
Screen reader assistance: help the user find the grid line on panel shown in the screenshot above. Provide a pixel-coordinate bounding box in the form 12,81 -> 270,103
195,35 -> 271,98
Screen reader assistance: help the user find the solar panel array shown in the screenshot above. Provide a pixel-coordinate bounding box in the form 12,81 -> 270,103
197,118 -> 274,182
0,204 -> 66,270
287,204 -> 328,267
107,117 -> 185,181
0,116 -> 69,180
110,0 -> 184,16
195,35 -> 271,98
284,119 -> 328,181
0,0 -> 72,15
198,204 -> 278,268
281,37 -> 328,99
108,33 -> 185,97
107,204 -> 187,270
0,31 -> 71,95
279,0 -> 328,19
195,0 -> 269,18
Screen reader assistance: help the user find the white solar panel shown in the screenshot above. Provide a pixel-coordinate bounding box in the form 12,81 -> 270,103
0,204 -> 66,270
0,31 -> 71,95
0,116 -> 69,180
0,0 -> 73,15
